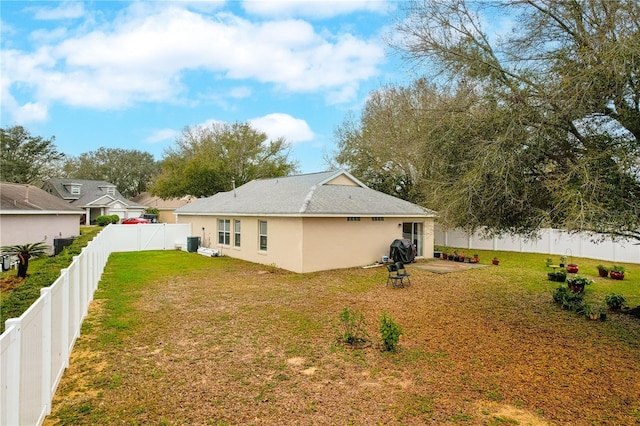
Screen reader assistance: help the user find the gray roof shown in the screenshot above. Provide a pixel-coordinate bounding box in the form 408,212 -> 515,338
1,182 -> 84,214
43,178 -> 145,208
175,170 -> 436,217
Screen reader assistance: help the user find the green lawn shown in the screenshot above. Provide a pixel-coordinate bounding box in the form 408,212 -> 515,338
44,248 -> 640,425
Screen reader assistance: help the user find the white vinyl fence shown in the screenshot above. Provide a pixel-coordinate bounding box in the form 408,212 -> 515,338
435,226 -> 640,264
0,224 -> 191,426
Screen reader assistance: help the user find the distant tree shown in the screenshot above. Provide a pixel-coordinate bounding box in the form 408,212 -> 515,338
0,125 -> 65,185
62,148 -> 159,198
150,122 -> 297,198
354,0 -> 640,241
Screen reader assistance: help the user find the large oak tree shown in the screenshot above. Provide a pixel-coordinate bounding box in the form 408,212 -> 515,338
150,122 -> 297,199
334,0 -> 640,240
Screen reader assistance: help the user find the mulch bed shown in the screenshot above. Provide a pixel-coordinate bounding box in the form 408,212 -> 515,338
44,260 -> 640,425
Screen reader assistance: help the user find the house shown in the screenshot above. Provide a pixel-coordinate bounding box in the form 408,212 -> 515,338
42,179 -> 146,225
0,182 -> 84,254
131,193 -> 197,223
174,170 -> 436,273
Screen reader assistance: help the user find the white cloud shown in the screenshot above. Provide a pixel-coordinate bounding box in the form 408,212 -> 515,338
249,113 -> 314,144
30,1 -> 86,20
146,128 -> 181,144
242,0 -> 391,19
1,3 -> 384,122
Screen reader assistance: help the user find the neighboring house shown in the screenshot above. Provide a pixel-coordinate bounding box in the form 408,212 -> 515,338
0,182 -> 84,254
42,179 -> 146,225
132,193 -> 197,223
174,170 -> 437,273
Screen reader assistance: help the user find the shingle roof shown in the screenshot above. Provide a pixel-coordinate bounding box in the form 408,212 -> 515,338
1,182 -> 84,214
175,171 -> 436,217
43,178 -> 145,208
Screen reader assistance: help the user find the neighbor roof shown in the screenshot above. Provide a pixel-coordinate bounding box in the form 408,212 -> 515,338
175,170 -> 436,217
43,178 -> 145,208
0,182 -> 84,214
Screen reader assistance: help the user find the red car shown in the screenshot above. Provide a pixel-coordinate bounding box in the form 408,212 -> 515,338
122,217 -> 150,224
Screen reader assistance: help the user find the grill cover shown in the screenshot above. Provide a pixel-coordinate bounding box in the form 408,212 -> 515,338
389,239 -> 416,263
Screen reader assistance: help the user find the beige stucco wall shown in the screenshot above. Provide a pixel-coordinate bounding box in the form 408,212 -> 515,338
177,214 -> 434,273
300,217 -> 434,273
0,214 -> 81,254
158,209 -> 177,224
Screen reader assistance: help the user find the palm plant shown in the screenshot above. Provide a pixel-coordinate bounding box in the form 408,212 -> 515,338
1,242 -> 49,278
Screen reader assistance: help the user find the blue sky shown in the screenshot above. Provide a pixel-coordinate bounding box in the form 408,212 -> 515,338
1,0 -> 418,173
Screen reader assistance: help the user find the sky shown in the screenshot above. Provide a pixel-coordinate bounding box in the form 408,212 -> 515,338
1,0 -> 417,173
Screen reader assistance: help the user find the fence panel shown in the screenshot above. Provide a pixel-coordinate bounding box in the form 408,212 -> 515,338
0,224 -> 191,425
0,324 -> 20,426
436,226 -> 640,264
17,297 -> 48,425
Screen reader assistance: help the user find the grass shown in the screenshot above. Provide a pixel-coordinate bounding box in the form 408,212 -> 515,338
0,227 -> 103,332
42,248 -> 640,425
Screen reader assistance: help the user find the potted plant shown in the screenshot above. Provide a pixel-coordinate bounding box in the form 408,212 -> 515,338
599,308 -> 607,321
597,265 -> 609,278
559,256 -> 567,268
545,258 -> 554,267
566,263 -> 579,274
582,303 -> 599,320
609,266 -> 625,280
471,254 -> 480,263
548,269 -> 567,282
492,257 -> 499,265
567,276 -> 592,293
605,293 -> 626,310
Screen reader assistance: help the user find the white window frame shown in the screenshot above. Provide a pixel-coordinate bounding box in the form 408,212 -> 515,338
218,219 -> 231,245
258,220 -> 268,251
234,220 -> 241,248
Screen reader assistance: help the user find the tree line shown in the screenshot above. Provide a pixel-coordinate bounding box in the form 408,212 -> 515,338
0,122 -> 298,199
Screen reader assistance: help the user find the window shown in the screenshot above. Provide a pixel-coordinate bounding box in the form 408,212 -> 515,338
372,217 -> 384,221
218,219 -> 230,245
106,187 -> 115,195
347,217 -> 361,221
70,185 -> 80,195
234,220 -> 241,247
258,220 -> 268,251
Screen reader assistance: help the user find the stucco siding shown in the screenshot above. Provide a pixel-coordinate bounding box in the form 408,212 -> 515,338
300,217 -> 434,273
0,214 -> 81,253
178,214 -> 434,273
177,215 -> 305,272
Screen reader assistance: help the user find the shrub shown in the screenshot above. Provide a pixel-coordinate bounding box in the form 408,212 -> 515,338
109,215 -> 120,224
552,286 -> 584,311
605,293 -> 626,310
336,307 -> 369,346
96,216 -> 111,226
379,311 -> 402,352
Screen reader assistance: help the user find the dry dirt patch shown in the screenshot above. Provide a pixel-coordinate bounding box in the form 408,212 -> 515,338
45,261 -> 640,425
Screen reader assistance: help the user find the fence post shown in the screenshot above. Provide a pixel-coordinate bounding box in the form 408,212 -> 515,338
40,287 -> 53,416
3,319 -> 22,425
61,268 -> 70,368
